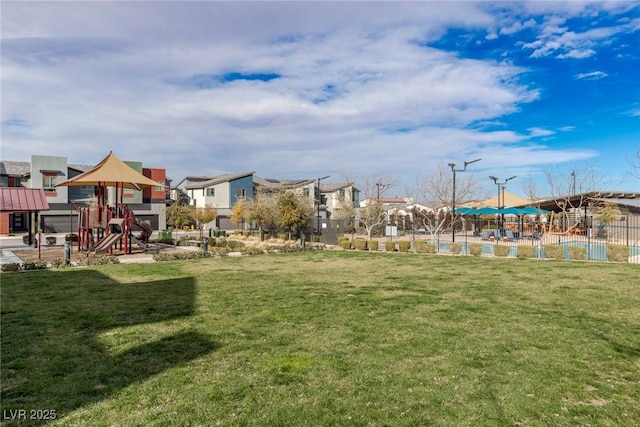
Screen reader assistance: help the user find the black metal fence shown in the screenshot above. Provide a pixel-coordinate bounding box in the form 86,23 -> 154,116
427,215 -> 640,264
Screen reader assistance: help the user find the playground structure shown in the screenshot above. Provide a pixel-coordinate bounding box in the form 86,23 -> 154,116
54,151 -> 163,256
76,204 -> 156,255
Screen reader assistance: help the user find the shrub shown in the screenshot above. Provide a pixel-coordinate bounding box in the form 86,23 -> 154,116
494,245 -> 510,257
46,236 -> 57,246
243,231 -> 250,237
568,246 -> 587,261
50,258 -> 71,268
22,261 -> 49,270
398,241 -> 410,252
606,244 -> 629,263
544,245 -> 564,260
225,240 -> 246,250
1,263 -> 22,272
81,256 -> 120,266
241,246 -> 266,256
65,233 -> 79,242
153,251 -> 214,262
339,239 -> 352,250
23,236 -> 30,245
414,241 -> 435,254
385,240 -> 396,252
368,240 -> 378,251
449,242 -> 461,255
212,247 -> 230,257
310,235 -> 320,243
516,245 -> 535,259
278,234 -> 289,241
353,239 -> 368,250
469,243 -> 482,256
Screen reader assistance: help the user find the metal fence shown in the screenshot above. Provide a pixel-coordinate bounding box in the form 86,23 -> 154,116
426,214 -> 640,264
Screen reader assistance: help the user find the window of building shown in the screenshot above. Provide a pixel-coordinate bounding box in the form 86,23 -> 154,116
237,188 -> 246,198
0,176 -> 7,187
303,187 -> 310,197
42,174 -> 56,192
155,181 -> 164,191
207,188 -> 215,197
339,189 -> 346,200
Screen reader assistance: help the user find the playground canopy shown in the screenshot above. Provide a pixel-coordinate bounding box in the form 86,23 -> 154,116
54,151 -> 163,190
455,206 -> 550,215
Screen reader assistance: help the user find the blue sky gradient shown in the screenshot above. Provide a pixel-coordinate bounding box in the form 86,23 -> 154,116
1,1 -> 638,199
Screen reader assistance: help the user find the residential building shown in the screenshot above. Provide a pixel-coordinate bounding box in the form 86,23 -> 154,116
180,172 -> 254,230
0,154 -> 168,234
321,182 -> 360,219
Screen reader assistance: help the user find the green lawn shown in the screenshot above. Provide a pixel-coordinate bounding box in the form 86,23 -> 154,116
2,252 -> 639,426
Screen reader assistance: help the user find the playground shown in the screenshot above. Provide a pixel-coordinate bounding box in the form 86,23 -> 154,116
54,151 -> 165,257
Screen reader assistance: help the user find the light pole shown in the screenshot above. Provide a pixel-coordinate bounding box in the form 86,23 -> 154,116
489,175 -> 516,233
449,158 -> 481,242
375,181 -> 389,237
316,175 -> 330,235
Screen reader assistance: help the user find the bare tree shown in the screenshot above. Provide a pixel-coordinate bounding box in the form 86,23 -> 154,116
414,163 -> 479,238
629,148 -> 640,180
354,174 -> 400,240
543,164 -> 606,234
333,195 -> 358,238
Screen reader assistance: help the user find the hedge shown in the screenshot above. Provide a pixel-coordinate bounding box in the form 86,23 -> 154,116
469,243 -> 482,256
544,245 -> 564,260
449,242 -> 461,255
353,239 -> 368,250
568,245 -> 587,261
516,245 -> 535,259
385,240 -> 396,252
493,245 -> 510,257
606,244 -> 629,262
414,241 -> 435,254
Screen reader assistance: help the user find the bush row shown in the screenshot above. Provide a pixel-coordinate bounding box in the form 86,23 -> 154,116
1,255 -> 121,272
333,238 -> 630,263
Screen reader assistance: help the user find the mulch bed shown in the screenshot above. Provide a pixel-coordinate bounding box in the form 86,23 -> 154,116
11,245 -> 182,264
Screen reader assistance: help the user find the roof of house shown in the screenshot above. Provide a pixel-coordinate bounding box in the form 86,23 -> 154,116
185,171 -> 254,189
320,182 -> 357,193
0,161 -> 31,176
0,187 -> 50,212
253,176 -> 315,190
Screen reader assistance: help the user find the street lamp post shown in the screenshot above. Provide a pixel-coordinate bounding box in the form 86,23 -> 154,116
316,175 -> 330,235
489,175 -> 516,234
375,181 -> 389,237
448,158 -> 481,242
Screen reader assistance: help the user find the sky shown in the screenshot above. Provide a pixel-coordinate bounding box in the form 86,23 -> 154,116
2,1 -> 639,199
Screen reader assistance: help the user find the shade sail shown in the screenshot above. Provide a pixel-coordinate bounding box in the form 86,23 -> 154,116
472,191 -> 532,208
55,151 -> 163,190
0,188 -> 50,212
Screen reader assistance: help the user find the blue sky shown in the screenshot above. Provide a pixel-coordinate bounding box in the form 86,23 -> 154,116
2,1 -> 638,199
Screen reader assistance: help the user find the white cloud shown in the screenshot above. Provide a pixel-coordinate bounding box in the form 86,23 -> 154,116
0,1 -> 632,194
575,71 -> 608,80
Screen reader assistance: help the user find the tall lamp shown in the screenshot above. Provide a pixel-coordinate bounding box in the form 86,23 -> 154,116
489,175 -> 517,233
448,158 -> 481,242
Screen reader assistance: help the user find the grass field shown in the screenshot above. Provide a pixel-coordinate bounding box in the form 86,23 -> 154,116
2,251 -> 639,426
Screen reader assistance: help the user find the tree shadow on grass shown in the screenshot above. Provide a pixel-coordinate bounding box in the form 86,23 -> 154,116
1,269 -> 218,424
